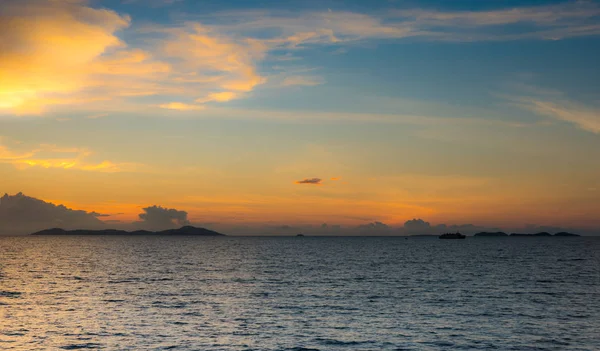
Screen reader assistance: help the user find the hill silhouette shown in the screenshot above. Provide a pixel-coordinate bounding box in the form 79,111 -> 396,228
31,226 -> 225,236
473,231 -> 580,237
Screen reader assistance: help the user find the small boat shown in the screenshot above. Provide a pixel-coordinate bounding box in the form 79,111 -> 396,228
439,232 -> 466,239
296,234 -> 305,237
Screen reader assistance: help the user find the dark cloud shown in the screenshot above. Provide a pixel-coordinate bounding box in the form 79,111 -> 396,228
137,205 -> 190,230
356,221 -> 392,235
0,192 -> 105,235
404,218 -> 432,234
90,211 -> 111,217
295,178 -> 322,185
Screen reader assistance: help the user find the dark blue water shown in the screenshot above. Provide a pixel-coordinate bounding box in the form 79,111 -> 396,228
1,236 -> 599,350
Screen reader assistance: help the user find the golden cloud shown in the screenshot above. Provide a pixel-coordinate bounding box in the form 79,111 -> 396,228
195,91 -> 239,103
0,1 -> 265,114
0,0 -> 131,114
159,102 -> 205,111
0,141 -> 140,172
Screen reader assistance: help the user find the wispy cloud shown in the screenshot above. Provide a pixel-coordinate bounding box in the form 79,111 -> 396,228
504,84 -> 600,134
397,1 -> 600,27
295,178 -> 323,185
211,2 -> 600,46
0,140 -> 140,172
516,97 -> 600,134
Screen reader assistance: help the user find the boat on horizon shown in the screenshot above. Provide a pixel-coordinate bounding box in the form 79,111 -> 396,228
439,232 -> 466,239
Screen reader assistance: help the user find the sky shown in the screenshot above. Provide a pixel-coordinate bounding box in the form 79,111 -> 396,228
1,0 -> 599,235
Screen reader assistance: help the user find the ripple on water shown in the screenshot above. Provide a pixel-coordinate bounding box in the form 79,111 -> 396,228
0,291 -> 21,298
60,343 -> 104,350
314,338 -> 374,346
0,236 -> 598,351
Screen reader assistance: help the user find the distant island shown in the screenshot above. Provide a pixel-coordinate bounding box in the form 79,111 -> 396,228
473,232 -> 509,237
31,226 -> 225,236
474,231 -> 579,237
554,232 -> 581,237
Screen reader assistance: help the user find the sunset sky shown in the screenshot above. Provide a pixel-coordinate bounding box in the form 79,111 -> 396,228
1,0 -> 600,234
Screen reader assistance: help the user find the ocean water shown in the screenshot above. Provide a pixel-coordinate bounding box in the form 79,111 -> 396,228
1,236 -> 599,350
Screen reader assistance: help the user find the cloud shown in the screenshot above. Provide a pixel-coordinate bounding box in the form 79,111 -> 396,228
399,2 -> 600,41
403,218 -> 431,233
214,2 -> 600,47
330,177 -> 340,181
159,102 -> 205,111
400,3 -> 593,25
147,23 -> 267,104
2,1 -> 599,115
137,205 -> 190,229
0,1 -> 263,114
0,140 -> 139,172
281,75 -> 325,87
0,192 -> 105,234
0,0 -> 131,114
216,11 -> 413,47
295,178 -> 323,185
516,98 -> 600,134
356,221 -> 391,234
195,91 -> 239,103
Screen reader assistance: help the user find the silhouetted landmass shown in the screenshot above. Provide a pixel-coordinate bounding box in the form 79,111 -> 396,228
475,231 -> 581,237
439,232 -> 466,239
554,232 -> 580,237
474,232 -> 508,237
31,226 -> 225,236
510,232 -> 552,237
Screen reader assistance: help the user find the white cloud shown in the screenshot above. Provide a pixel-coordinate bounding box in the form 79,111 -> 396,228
517,98 -> 600,134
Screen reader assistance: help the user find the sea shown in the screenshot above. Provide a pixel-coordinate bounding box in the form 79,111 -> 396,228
0,236 -> 599,350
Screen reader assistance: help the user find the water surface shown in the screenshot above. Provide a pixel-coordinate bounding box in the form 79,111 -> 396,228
1,236 -> 599,350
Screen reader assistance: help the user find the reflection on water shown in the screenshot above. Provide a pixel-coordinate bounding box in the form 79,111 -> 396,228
1,236 -> 599,350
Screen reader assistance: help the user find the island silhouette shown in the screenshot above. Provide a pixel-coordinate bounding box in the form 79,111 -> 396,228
474,231 -> 580,237
31,226 -> 225,236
